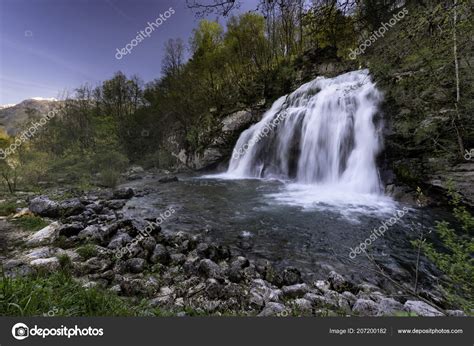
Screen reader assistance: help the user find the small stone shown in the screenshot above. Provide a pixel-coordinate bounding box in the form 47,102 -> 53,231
126,258 -> 146,273
282,267 -> 302,285
314,280 -> 331,293
377,297 -> 404,316
149,287 -> 175,307
293,298 -> 313,314
282,283 -> 310,298
198,259 -> 223,279
112,188 -> 135,200
150,244 -> 171,264
328,271 -> 353,292
258,302 -> 287,317
445,310 -> 467,316
107,200 -> 127,210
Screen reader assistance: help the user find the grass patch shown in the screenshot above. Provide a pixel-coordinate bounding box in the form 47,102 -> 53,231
76,244 -> 98,260
0,271 -> 153,316
0,200 -> 18,216
11,215 -> 49,232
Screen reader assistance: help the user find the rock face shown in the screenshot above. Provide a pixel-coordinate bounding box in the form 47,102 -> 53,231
428,163 -> 474,206
169,109 -> 261,170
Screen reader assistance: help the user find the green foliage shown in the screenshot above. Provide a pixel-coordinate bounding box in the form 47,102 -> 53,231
141,149 -> 177,170
98,169 -> 120,188
413,183 -> 474,311
0,200 -> 18,216
76,244 -> 98,260
11,215 -> 49,232
0,271 -> 144,316
366,1 -> 473,161
57,254 -> 72,271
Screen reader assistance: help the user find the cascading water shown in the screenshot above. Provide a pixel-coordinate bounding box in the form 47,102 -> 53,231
225,69 -> 392,212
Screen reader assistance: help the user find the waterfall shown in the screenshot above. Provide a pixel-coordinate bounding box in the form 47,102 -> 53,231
226,69 -> 384,197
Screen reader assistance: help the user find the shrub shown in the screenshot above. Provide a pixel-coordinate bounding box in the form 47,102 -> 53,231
413,183 -> 474,311
98,168 -> 120,188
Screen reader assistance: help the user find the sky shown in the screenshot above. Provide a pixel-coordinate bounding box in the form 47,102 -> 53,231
0,0 -> 258,104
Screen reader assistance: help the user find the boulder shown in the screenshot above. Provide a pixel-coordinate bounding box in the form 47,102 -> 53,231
150,244 -> 171,264
281,267 -> 302,286
352,299 -> 380,316
126,258 -> 146,273
149,287 -> 175,307
59,198 -> 85,217
58,223 -> 83,237
377,297 -> 404,316
29,196 -> 59,217
293,298 -> 313,314
106,200 -> 127,210
258,302 -> 287,317
26,222 -> 60,246
328,271 -> 353,292
78,225 -> 105,242
107,233 -> 133,250
314,280 -> 331,293
2,260 -> 35,278
24,246 -> 60,261
282,283 -> 310,299
198,259 -> 223,279
29,257 -> 60,272
403,300 -> 444,316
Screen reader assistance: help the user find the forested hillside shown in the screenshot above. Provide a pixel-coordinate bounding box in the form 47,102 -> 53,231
1,0 -> 472,196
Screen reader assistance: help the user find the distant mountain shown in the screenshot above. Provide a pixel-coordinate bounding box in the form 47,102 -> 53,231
0,98 -> 60,135
0,103 -> 16,110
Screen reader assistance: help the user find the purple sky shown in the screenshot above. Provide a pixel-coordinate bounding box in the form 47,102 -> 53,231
0,0 -> 258,104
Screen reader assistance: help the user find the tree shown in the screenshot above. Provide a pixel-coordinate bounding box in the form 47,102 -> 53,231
162,38 -> 185,76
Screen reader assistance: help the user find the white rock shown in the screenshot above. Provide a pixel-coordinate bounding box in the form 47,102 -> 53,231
403,300 -> 444,316
26,222 -> 60,246
29,257 -> 60,272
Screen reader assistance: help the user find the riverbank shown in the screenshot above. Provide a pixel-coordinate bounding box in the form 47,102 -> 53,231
0,171 -> 467,317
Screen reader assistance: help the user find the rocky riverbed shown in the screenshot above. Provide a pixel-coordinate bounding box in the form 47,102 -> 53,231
0,173 -> 466,317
